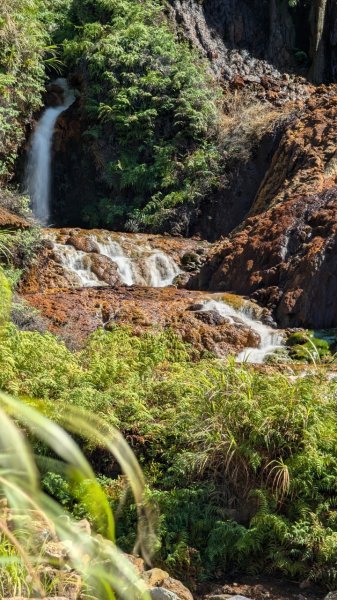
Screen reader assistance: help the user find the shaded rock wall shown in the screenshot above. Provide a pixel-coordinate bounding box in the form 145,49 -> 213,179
188,123 -> 286,241
169,0 -> 296,77
170,0 -> 337,84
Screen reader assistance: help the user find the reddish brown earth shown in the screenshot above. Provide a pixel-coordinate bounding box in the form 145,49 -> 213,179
22,286 -> 260,355
190,88 -> 337,329
0,207 -> 30,229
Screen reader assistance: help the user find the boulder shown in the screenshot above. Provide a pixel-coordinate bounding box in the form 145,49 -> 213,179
144,569 -> 193,600
149,589 -> 181,600
143,568 -> 170,587
161,576 -> 194,600
90,253 -> 121,286
67,234 -> 99,253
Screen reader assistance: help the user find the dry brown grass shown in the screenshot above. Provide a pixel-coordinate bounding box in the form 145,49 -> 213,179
220,88 -> 291,163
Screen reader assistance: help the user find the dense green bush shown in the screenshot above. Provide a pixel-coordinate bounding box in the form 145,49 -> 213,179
0,302 -> 337,587
62,0 -> 223,230
0,0 -> 72,184
0,0 -> 46,183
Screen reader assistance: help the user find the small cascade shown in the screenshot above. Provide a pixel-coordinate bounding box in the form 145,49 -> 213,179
46,230 -> 182,289
145,252 -> 181,287
94,239 -> 137,286
200,300 -> 284,364
53,244 -> 102,288
26,78 -> 75,225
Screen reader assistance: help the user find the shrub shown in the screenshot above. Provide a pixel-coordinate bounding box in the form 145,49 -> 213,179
62,0 -> 224,230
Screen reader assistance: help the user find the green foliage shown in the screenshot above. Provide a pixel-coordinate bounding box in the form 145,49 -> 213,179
0,0 -> 72,183
62,0 -> 223,230
0,0 -> 46,183
287,330 -> 333,363
0,267 -> 11,327
0,317 -> 337,586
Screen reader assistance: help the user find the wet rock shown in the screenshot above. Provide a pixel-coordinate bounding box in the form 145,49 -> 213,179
174,272 -> 191,288
67,234 -> 99,253
21,228 -> 210,292
21,286 -> 261,356
90,253 -> 120,286
194,309 -> 227,326
181,251 -> 203,271
188,302 -> 206,311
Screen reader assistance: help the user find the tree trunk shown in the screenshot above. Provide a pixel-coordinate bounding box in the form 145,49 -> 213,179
309,0 -> 329,83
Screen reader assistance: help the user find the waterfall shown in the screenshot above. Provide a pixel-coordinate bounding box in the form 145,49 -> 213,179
46,231 -> 182,288
94,239 -> 137,286
53,244 -> 102,287
200,300 -> 284,364
145,252 -> 181,287
26,79 -> 75,225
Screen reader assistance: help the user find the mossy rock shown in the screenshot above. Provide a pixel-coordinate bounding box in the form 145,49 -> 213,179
287,330 -> 331,362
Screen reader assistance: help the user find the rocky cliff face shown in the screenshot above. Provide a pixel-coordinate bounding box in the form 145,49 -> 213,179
170,0 -> 296,78
190,88 -> 337,328
170,0 -> 337,84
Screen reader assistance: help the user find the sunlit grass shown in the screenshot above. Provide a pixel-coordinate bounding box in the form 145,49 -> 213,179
0,391 -> 153,599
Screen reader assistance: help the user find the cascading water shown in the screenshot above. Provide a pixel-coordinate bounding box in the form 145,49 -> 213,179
145,252 -> 181,287
200,300 -> 284,364
53,244 -> 102,287
26,79 -> 75,225
94,239 -> 137,286
47,231 -> 182,288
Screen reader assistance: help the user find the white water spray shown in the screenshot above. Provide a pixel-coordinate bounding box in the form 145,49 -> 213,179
94,239 -> 136,286
53,244 -> 102,287
47,231 -> 182,288
26,79 -> 75,225
200,300 -> 284,364
145,252 -> 181,287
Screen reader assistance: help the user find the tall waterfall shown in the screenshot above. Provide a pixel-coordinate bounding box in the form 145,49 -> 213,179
26,79 -> 75,225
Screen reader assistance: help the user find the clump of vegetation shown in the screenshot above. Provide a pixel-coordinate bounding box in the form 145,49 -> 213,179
0,389 -> 152,599
0,0 -> 46,183
61,0 -> 224,230
221,88 -> 288,164
287,330 -> 334,363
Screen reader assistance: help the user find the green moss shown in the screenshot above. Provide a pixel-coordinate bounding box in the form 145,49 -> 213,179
287,330 -> 332,362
